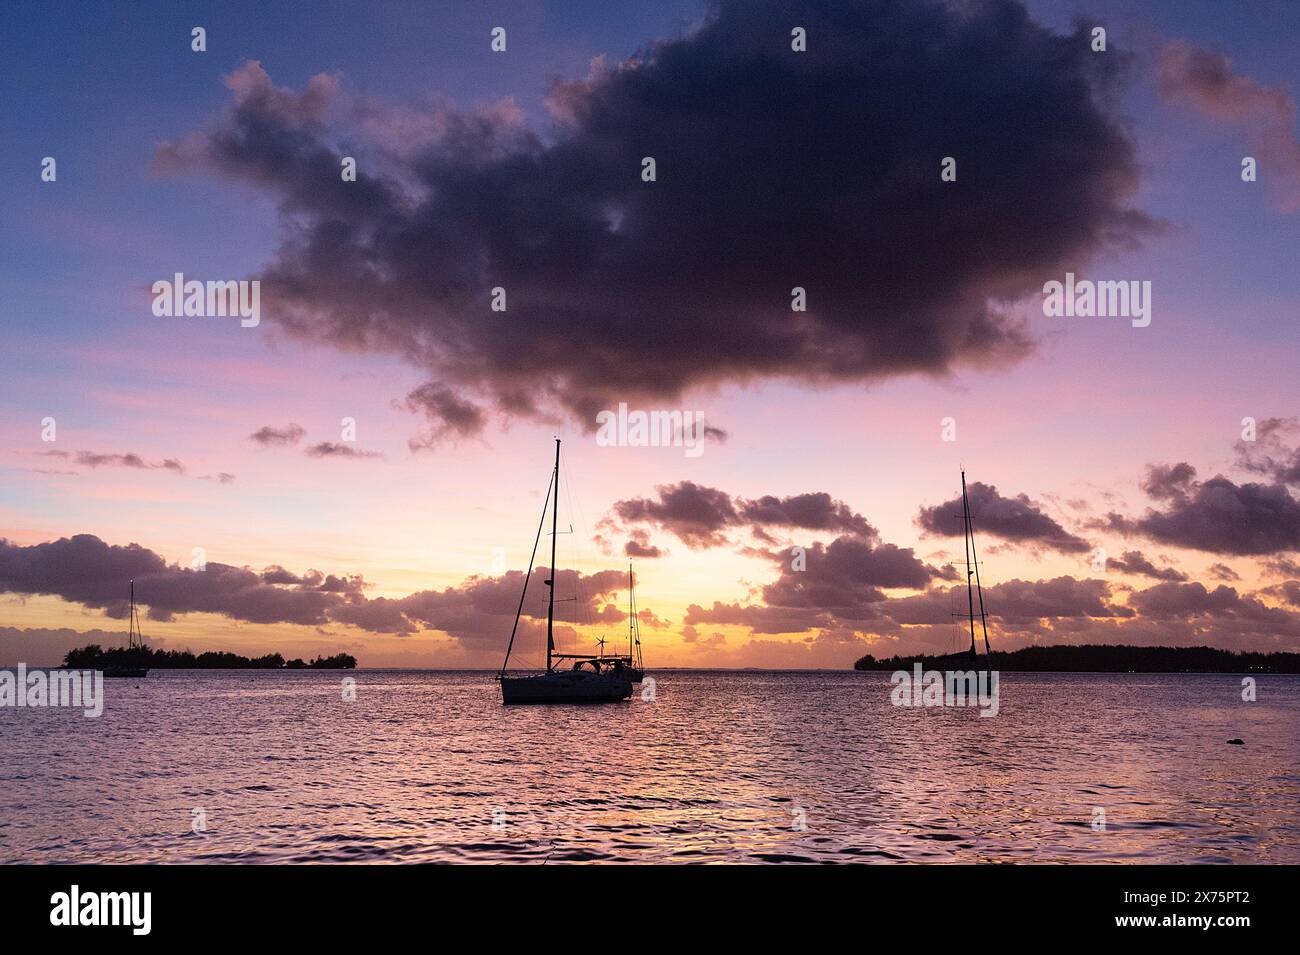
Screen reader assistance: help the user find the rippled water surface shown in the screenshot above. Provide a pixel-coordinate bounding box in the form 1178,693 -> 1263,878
2,670 -> 1298,863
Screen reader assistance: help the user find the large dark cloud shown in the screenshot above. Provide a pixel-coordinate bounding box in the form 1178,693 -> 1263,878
687,574 -> 1127,638
916,480 -> 1091,553
886,576 -> 1127,626
681,529 -> 954,634
0,535 -> 630,652
762,537 -> 938,612
737,493 -> 875,539
0,535 -> 343,626
661,459 -> 1300,653
380,568 -> 627,648
156,0 -> 1150,433
609,482 -> 877,548
688,567 -> 1300,656
1261,580 -> 1300,608
611,481 -> 739,548
0,535 -> 166,610
1126,581 -> 1238,617
684,600 -> 848,636
1105,465 -> 1300,556
1124,580 -> 1300,641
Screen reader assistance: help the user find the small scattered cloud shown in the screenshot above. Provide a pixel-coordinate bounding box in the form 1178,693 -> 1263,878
404,383 -> 488,449
1105,549 -> 1187,582
623,529 -> 662,559
1261,556 -> 1300,579
1158,40 -> 1300,211
304,442 -> 382,459
249,423 -> 306,447
1235,417 -> 1300,485
1206,562 -> 1241,582
36,449 -> 203,478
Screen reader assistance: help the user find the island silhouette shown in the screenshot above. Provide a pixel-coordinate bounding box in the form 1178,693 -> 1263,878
62,645 -> 357,670
855,644 -> 1300,673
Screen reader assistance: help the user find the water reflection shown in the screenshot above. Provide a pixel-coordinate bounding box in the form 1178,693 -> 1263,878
1,670 -> 1296,863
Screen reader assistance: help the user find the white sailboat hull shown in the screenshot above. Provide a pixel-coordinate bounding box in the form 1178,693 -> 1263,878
500,669 -> 633,704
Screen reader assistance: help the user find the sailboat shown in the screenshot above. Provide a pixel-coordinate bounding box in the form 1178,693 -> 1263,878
498,439 -> 634,704
586,564 -> 646,682
105,579 -> 150,678
622,564 -> 646,682
955,470 -> 992,660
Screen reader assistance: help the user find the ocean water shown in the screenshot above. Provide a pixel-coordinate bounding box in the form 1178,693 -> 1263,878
1,669 -> 1297,863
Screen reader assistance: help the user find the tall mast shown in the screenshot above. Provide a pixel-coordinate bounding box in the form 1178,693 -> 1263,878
499,468 -> 555,677
628,563 -> 634,659
545,438 -> 560,672
961,471 -> 977,657
967,478 -> 991,655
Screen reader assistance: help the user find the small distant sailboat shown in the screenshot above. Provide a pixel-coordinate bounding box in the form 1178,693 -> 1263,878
586,564 -> 646,682
499,440 -> 633,704
955,470 -> 992,660
622,564 -> 646,682
105,579 -> 150,678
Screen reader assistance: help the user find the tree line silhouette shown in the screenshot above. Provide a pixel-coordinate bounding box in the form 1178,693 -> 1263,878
62,645 -> 357,670
855,644 -> 1300,673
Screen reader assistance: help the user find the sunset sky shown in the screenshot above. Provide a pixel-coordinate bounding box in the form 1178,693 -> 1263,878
3,0 -> 1299,668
